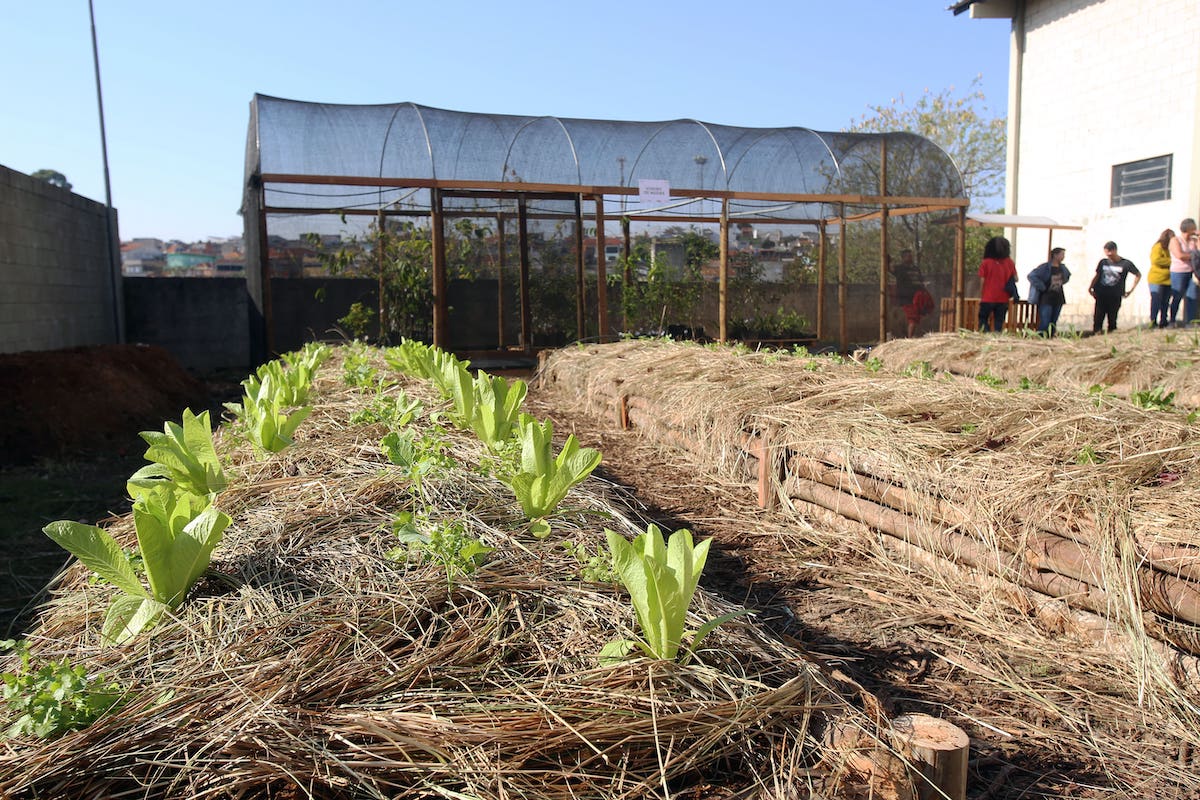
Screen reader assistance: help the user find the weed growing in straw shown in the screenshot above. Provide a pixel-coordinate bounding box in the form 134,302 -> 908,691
1,640 -> 125,739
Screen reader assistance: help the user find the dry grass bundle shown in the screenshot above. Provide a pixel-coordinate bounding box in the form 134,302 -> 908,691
869,328 -> 1200,407
0,347 -> 913,800
537,338 -> 1200,795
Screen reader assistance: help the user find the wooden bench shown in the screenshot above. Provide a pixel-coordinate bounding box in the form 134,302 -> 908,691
939,298 -> 1039,333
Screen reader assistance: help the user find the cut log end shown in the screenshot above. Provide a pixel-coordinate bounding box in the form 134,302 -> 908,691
891,714 -> 969,800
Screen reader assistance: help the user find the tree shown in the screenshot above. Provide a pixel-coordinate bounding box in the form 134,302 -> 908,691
836,79 -> 1007,288
847,76 -> 1006,208
31,169 -> 72,191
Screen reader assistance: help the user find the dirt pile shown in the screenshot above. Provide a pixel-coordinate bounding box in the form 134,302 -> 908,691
0,344 -> 209,465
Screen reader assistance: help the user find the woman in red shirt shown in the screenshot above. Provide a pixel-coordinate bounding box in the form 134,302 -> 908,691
978,236 -> 1017,332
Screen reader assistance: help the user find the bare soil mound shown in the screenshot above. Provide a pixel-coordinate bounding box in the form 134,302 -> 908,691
0,344 -> 209,465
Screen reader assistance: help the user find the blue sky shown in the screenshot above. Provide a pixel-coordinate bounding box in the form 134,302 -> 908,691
2,1 -> 1011,242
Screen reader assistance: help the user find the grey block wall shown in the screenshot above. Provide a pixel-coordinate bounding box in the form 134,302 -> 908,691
0,164 -> 121,353
124,277 -> 251,372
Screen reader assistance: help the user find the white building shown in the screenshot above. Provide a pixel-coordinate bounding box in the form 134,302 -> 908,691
955,0 -> 1200,328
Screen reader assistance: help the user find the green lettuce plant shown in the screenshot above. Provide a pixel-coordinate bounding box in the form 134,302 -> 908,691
601,524 -> 745,663
234,385 -> 312,456
384,338 -> 436,379
44,484 -> 231,644
506,414 -> 601,530
126,409 -> 226,500
471,373 -> 526,452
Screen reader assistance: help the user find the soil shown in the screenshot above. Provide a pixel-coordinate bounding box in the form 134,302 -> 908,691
0,344 -> 231,634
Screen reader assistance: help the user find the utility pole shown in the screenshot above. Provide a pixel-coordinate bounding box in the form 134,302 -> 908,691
90,0 -> 123,343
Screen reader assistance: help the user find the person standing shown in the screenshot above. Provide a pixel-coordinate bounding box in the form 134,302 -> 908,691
1027,247 -> 1070,336
978,236 -> 1017,333
892,248 -> 934,337
1088,241 -> 1141,333
1148,229 -> 1174,327
1168,219 -> 1199,326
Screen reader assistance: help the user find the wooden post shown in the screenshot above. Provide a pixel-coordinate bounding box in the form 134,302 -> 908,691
377,207 -> 387,342
622,216 -> 632,332
755,432 -> 774,509
497,213 -> 506,348
619,394 -> 630,430
518,194 -> 532,354
257,195 -> 275,358
816,221 -> 827,340
879,138 -> 889,344
956,206 -> 967,330
838,204 -> 848,353
430,188 -> 447,348
595,194 -> 608,342
719,198 -> 729,343
891,714 -> 969,800
574,195 -> 586,341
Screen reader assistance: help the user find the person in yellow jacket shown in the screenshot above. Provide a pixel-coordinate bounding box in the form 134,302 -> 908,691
1149,228 -> 1174,327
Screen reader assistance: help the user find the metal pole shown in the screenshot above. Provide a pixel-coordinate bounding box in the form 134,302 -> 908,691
719,199 -> 729,343
89,0 -> 123,343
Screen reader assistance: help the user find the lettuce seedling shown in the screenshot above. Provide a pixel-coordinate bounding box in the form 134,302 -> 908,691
601,524 -> 745,663
384,338 -> 436,379
44,484 -> 231,644
471,373 -> 526,452
126,409 -> 226,501
1,639 -> 125,739
507,414 -> 601,524
234,387 -> 312,456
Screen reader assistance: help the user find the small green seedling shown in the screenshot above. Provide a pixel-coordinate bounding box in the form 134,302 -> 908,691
507,414 -> 602,526
601,524 -> 745,663
1,640 -> 125,739
387,512 -> 492,584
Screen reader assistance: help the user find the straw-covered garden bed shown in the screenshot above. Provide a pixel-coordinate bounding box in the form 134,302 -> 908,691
0,344 -> 932,800
869,328 -> 1200,406
535,337 -> 1200,798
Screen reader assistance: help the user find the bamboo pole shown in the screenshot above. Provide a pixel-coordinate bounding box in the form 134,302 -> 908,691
377,207 -> 387,342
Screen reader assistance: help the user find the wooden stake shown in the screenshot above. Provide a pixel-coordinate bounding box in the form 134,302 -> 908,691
891,714 -> 969,800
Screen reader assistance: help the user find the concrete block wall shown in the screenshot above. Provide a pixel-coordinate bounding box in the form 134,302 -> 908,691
1012,0 -> 1200,327
124,277 -> 251,372
0,164 -> 120,353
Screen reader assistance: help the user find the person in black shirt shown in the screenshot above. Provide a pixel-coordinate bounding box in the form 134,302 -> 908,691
1087,241 -> 1141,333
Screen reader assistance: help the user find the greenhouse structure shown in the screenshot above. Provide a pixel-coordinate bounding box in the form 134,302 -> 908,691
242,95 -> 970,357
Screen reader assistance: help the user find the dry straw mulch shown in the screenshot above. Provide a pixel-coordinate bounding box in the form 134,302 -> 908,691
869,328 -> 1200,406
536,337 -> 1200,797
0,347 -> 909,800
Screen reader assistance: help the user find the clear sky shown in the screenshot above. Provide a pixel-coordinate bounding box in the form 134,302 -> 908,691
2,1 -> 1012,242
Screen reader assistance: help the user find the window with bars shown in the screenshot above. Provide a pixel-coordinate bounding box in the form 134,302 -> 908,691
1111,155 -> 1172,207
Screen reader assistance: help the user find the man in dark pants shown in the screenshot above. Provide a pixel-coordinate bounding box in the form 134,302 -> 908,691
1088,241 -> 1141,333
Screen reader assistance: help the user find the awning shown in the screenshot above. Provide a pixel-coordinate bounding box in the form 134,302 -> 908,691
965,213 -> 1082,230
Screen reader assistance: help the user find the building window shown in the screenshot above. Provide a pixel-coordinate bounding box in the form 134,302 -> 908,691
1111,155 -> 1172,207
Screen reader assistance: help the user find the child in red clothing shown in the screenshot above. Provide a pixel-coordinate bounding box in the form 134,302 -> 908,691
978,236 -> 1017,332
